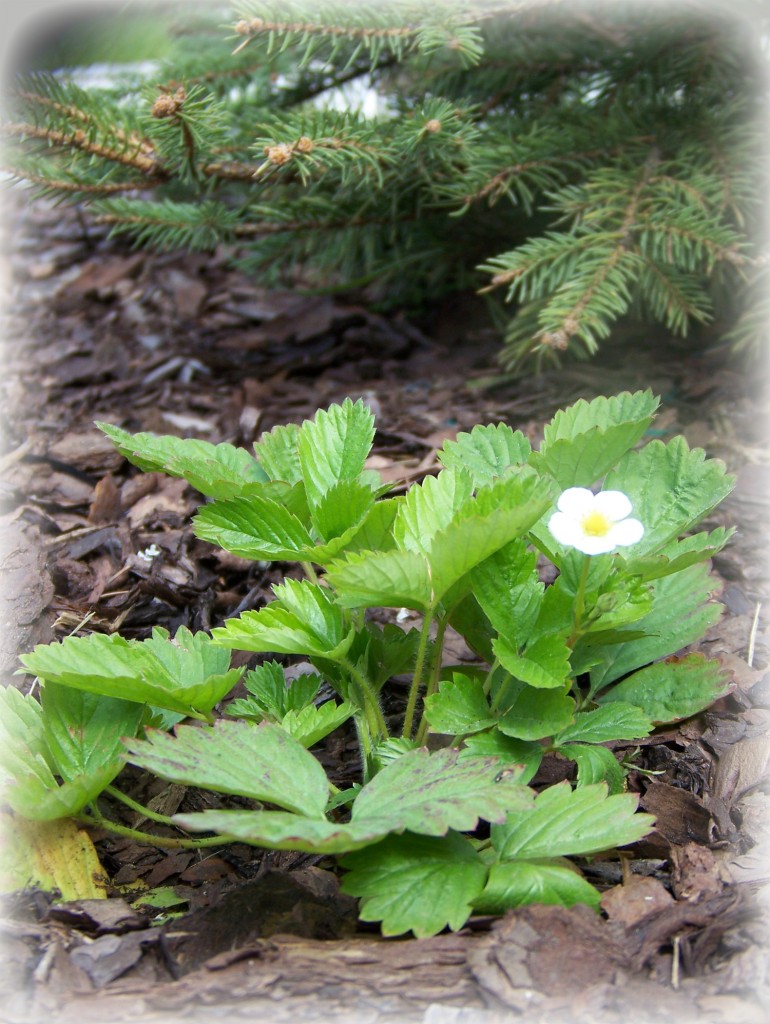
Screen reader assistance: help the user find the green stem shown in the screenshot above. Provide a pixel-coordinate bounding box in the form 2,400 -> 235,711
567,555 -> 591,647
301,561 -> 319,584
414,617 -> 448,745
482,657 -> 501,699
402,608 -> 435,740
80,808 -> 230,850
353,714 -> 374,784
339,657 -> 388,740
105,785 -> 176,824
489,668 -> 515,714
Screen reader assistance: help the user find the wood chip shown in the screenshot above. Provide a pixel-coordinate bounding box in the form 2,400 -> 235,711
640,782 -> 716,846
600,876 -> 674,926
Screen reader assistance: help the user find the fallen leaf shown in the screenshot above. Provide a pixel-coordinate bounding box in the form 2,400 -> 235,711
0,811 -> 107,900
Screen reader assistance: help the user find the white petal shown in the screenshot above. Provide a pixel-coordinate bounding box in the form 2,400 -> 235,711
548,511 -> 586,547
609,517 -> 644,547
577,533 -> 619,555
556,487 -> 595,516
594,490 -> 633,521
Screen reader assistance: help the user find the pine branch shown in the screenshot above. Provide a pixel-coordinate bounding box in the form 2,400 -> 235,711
3,121 -> 163,176
93,198 -> 240,251
2,165 -> 165,196
4,0 -> 762,365
230,0 -> 486,67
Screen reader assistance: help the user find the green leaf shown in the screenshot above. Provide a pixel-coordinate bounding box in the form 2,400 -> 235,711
370,737 -> 420,772
340,497 -> 400,556
171,808 -> 387,854
554,703 -> 653,744
0,685 -> 50,764
0,688 -> 119,821
18,627 -> 243,719
297,398 -> 375,506
193,494 -> 314,560
97,422 -> 267,498
309,478 -> 376,541
331,474 -> 552,612
622,527 -> 735,581
588,563 -> 723,693
438,423 -> 532,485
172,747 -> 532,862
497,685 -> 575,741
327,785 -> 361,812
350,747 -> 533,835
5,770 -> 118,822
460,730 -> 543,784
530,390 -> 659,488
41,682 -> 145,781
582,578 -> 654,634
148,625 -> 239,685
253,422 -> 302,484
556,744 -> 626,794
597,653 -> 732,723
492,781 -> 654,860
471,540 -> 543,647
224,664 -> 327,725
130,886 -> 189,913
212,579 -> 355,660
494,633 -> 571,689
427,472 -> 553,603
280,700 -> 354,747
393,469 -> 474,555
325,549 -> 432,611
423,674 -> 496,735
448,593 -> 497,663
341,831 -> 488,937
246,661 -> 320,718
124,719 -> 329,818
604,436 -> 734,555
473,859 -> 601,913
351,622 -> 420,691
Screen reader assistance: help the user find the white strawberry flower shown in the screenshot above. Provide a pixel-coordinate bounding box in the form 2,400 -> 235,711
548,487 -> 644,555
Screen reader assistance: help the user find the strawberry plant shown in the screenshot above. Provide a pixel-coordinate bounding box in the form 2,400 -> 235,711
7,390 -> 734,936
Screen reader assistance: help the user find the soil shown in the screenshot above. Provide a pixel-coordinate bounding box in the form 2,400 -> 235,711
1,190 -> 769,1024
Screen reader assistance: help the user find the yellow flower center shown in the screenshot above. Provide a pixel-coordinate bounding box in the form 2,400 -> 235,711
581,510 -> 612,537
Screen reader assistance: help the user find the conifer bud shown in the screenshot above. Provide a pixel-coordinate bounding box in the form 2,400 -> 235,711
235,17 -> 264,34
266,143 -> 293,165
541,330 -> 569,350
295,136 -> 314,154
151,87 -> 185,119
152,95 -> 177,118
424,119 -> 442,133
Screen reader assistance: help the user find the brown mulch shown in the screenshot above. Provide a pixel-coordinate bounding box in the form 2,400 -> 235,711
1,189 -> 769,1024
